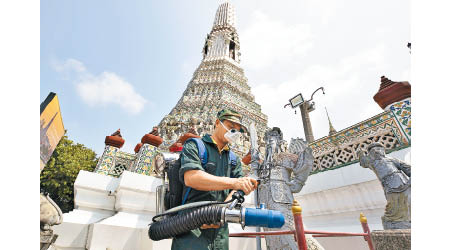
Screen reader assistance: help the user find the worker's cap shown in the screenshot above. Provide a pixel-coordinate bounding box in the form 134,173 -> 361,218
217,109 -> 247,133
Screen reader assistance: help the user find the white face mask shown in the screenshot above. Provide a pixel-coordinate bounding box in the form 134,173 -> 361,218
220,120 -> 241,144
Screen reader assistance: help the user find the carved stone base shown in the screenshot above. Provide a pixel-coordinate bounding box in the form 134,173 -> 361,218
40,229 -> 58,250
306,234 -> 325,250
382,220 -> 411,230
371,229 -> 411,250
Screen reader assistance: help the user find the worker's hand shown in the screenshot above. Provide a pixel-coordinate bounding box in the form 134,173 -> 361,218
200,224 -> 220,229
231,177 -> 258,195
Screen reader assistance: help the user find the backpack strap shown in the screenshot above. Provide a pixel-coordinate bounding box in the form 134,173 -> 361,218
182,138 -> 208,205
228,150 -> 237,167
186,137 -> 208,166
226,150 -> 237,179
182,188 -> 191,205
224,150 -> 237,197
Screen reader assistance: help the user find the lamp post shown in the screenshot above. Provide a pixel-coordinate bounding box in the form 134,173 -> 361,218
284,87 -> 325,143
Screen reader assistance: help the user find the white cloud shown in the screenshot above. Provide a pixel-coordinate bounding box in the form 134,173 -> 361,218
52,58 -> 147,115
240,10 -> 314,70
51,58 -> 86,73
76,72 -> 147,114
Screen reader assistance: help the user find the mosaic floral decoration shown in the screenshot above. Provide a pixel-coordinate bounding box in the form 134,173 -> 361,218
133,144 -> 161,176
390,99 -> 411,138
95,146 -> 119,175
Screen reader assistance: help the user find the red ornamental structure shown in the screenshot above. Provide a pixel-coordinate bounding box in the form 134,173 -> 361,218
373,76 -> 411,110
134,143 -> 143,153
105,129 -> 125,148
169,142 -> 183,153
169,128 -> 200,153
141,127 -> 164,147
134,127 -> 164,153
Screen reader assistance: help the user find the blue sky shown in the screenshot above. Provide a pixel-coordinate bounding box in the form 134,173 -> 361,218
41,0 -> 219,154
41,0 -> 410,155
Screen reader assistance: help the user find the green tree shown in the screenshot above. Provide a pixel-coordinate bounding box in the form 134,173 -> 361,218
40,134 -> 98,213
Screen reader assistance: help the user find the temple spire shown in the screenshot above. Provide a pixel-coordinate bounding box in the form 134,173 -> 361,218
325,107 -> 337,135
212,1 -> 236,29
158,1 -> 267,158
202,1 -> 241,63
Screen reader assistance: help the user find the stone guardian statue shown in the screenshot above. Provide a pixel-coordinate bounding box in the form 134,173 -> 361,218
40,193 -> 63,249
358,142 -> 411,229
253,127 -> 324,250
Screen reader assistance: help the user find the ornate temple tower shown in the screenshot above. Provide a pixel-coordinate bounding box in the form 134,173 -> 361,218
158,2 -> 268,158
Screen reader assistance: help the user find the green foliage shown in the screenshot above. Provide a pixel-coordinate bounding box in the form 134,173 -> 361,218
40,135 -> 98,213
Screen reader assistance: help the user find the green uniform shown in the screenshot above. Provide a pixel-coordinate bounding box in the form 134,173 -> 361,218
171,134 -> 243,250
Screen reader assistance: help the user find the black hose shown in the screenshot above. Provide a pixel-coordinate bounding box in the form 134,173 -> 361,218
151,199 -> 232,222
149,205 -> 224,241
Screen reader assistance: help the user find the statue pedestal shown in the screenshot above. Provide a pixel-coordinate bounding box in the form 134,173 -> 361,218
40,229 -> 58,250
371,229 -> 411,250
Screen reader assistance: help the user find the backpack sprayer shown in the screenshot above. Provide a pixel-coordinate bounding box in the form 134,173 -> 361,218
148,189 -> 285,241
149,133 -> 284,241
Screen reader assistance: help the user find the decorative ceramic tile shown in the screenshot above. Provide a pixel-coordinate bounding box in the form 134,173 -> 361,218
133,144 -> 161,176
94,145 -> 119,175
309,110 -> 410,174
390,99 -> 411,141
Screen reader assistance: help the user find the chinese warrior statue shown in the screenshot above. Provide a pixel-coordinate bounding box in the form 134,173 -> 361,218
358,142 -> 411,229
253,127 -> 324,250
